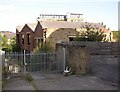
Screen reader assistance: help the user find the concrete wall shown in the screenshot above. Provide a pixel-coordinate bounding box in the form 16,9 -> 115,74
56,42 -> 120,55
56,42 -> 90,75
56,42 -> 119,74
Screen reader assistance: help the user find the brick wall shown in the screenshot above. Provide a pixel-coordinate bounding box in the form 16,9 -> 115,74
19,24 -> 34,51
16,22 -> 43,52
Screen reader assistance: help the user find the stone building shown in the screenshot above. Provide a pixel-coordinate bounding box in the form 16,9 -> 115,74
16,13 -> 112,52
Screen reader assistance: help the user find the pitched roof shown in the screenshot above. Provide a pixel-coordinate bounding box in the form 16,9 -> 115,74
39,20 -> 105,29
26,23 -> 37,31
17,20 -> 110,33
39,20 -> 84,28
16,25 -> 24,32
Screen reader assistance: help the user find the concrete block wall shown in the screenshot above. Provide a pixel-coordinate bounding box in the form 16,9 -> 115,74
65,42 -> 119,55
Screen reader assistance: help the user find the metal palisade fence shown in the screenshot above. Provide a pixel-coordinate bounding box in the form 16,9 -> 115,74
4,51 -> 64,74
26,52 -> 57,72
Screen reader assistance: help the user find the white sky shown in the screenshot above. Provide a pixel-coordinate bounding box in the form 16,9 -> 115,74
0,0 -> 119,32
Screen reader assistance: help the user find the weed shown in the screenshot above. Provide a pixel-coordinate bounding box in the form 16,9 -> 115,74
24,74 -> 34,82
24,74 -> 39,91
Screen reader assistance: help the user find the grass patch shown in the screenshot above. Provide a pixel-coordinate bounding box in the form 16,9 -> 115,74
24,73 -> 39,91
31,81 -> 39,92
24,73 -> 34,82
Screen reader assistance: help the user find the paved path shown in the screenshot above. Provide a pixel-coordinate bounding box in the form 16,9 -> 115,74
3,55 -> 119,91
3,72 -> 118,91
3,78 -> 35,91
29,72 -> 118,90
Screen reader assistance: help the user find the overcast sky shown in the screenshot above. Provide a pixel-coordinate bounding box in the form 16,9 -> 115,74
0,0 -> 119,32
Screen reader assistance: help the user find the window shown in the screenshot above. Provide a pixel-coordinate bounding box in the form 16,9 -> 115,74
21,34 -> 24,44
17,34 -> 19,43
27,34 -> 30,45
69,37 -> 74,41
37,38 -> 43,47
38,39 -> 40,46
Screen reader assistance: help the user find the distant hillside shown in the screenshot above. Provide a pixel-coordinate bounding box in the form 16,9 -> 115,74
0,31 -> 15,39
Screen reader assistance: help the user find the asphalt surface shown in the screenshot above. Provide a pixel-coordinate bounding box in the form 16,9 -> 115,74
90,55 -> 118,85
3,55 -> 119,90
3,78 -> 35,90
29,72 -> 118,90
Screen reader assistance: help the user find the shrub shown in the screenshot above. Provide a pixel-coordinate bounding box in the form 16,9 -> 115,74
24,74 -> 34,82
33,41 -> 54,53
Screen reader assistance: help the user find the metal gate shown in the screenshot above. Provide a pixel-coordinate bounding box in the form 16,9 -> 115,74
5,52 -> 24,78
4,51 -> 64,78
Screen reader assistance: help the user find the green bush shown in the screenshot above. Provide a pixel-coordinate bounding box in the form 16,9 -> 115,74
24,74 -> 34,82
75,30 -> 107,42
33,41 -> 54,53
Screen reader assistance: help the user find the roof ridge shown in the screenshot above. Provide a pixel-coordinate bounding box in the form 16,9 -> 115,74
26,22 -> 37,31
16,25 -> 24,32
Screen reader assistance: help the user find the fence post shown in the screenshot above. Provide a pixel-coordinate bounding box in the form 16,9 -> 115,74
63,47 -> 66,71
23,50 -> 26,74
